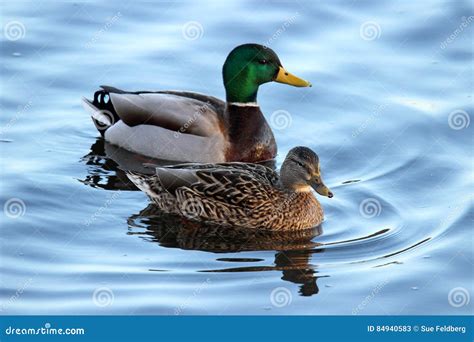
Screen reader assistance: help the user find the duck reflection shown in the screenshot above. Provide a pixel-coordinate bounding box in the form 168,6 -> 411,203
128,204 -> 326,296
80,139 -> 167,191
81,138 -> 323,296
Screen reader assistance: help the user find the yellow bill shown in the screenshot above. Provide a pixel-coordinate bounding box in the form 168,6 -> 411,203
275,66 -> 312,87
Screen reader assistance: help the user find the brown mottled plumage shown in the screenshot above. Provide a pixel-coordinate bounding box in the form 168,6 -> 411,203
127,147 -> 333,231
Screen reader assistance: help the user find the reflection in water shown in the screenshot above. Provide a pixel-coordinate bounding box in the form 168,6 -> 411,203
80,138 -> 435,299
128,204 -> 325,296
275,250 -> 326,297
1,0 -> 471,314
81,139 -> 325,296
79,139 -> 139,191
128,204 -> 322,252
80,138 -> 432,298
79,138 -> 178,190
79,138 -> 420,297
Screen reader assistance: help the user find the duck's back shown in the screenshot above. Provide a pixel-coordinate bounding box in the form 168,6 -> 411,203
127,163 -> 323,230
83,86 -> 278,163
83,87 -> 228,162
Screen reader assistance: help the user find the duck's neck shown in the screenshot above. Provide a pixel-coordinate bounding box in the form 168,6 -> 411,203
279,183 -> 313,193
224,69 -> 260,103
224,104 -> 276,162
226,89 -> 258,103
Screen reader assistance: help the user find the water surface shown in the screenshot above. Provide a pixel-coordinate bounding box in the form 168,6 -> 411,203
0,0 -> 472,314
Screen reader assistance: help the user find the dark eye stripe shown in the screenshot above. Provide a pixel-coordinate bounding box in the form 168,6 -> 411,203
290,158 -> 311,173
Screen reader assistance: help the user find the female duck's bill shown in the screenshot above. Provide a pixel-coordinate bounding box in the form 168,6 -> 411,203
127,146 -> 333,231
82,44 -> 312,163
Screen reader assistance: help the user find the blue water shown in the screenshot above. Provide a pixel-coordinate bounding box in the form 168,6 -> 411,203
1,0 -> 472,315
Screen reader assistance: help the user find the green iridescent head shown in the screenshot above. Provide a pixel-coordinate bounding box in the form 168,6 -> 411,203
222,44 -> 312,103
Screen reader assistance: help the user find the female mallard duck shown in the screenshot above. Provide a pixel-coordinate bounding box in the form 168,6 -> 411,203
82,44 -> 311,163
127,146 -> 333,230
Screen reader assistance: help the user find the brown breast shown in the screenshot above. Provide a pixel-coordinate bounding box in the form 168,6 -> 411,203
223,104 -> 277,162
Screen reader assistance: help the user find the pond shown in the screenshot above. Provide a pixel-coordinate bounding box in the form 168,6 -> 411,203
0,0 -> 472,314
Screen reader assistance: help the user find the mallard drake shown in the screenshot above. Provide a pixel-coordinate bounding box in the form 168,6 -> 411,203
127,146 -> 333,230
82,44 -> 311,163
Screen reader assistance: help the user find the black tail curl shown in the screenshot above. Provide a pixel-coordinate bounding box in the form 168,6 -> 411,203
91,87 -> 121,136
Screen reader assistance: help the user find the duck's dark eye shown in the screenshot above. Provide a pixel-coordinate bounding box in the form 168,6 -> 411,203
259,59 -> 268,65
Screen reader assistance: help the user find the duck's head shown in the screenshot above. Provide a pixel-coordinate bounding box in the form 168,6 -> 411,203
280,146 -> 333,197
223,43 -> 312,103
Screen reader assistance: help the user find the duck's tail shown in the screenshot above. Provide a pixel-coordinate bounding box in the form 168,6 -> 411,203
126,172 -> 161,199
81,87 -> 121,136
126,171 -> 179,213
